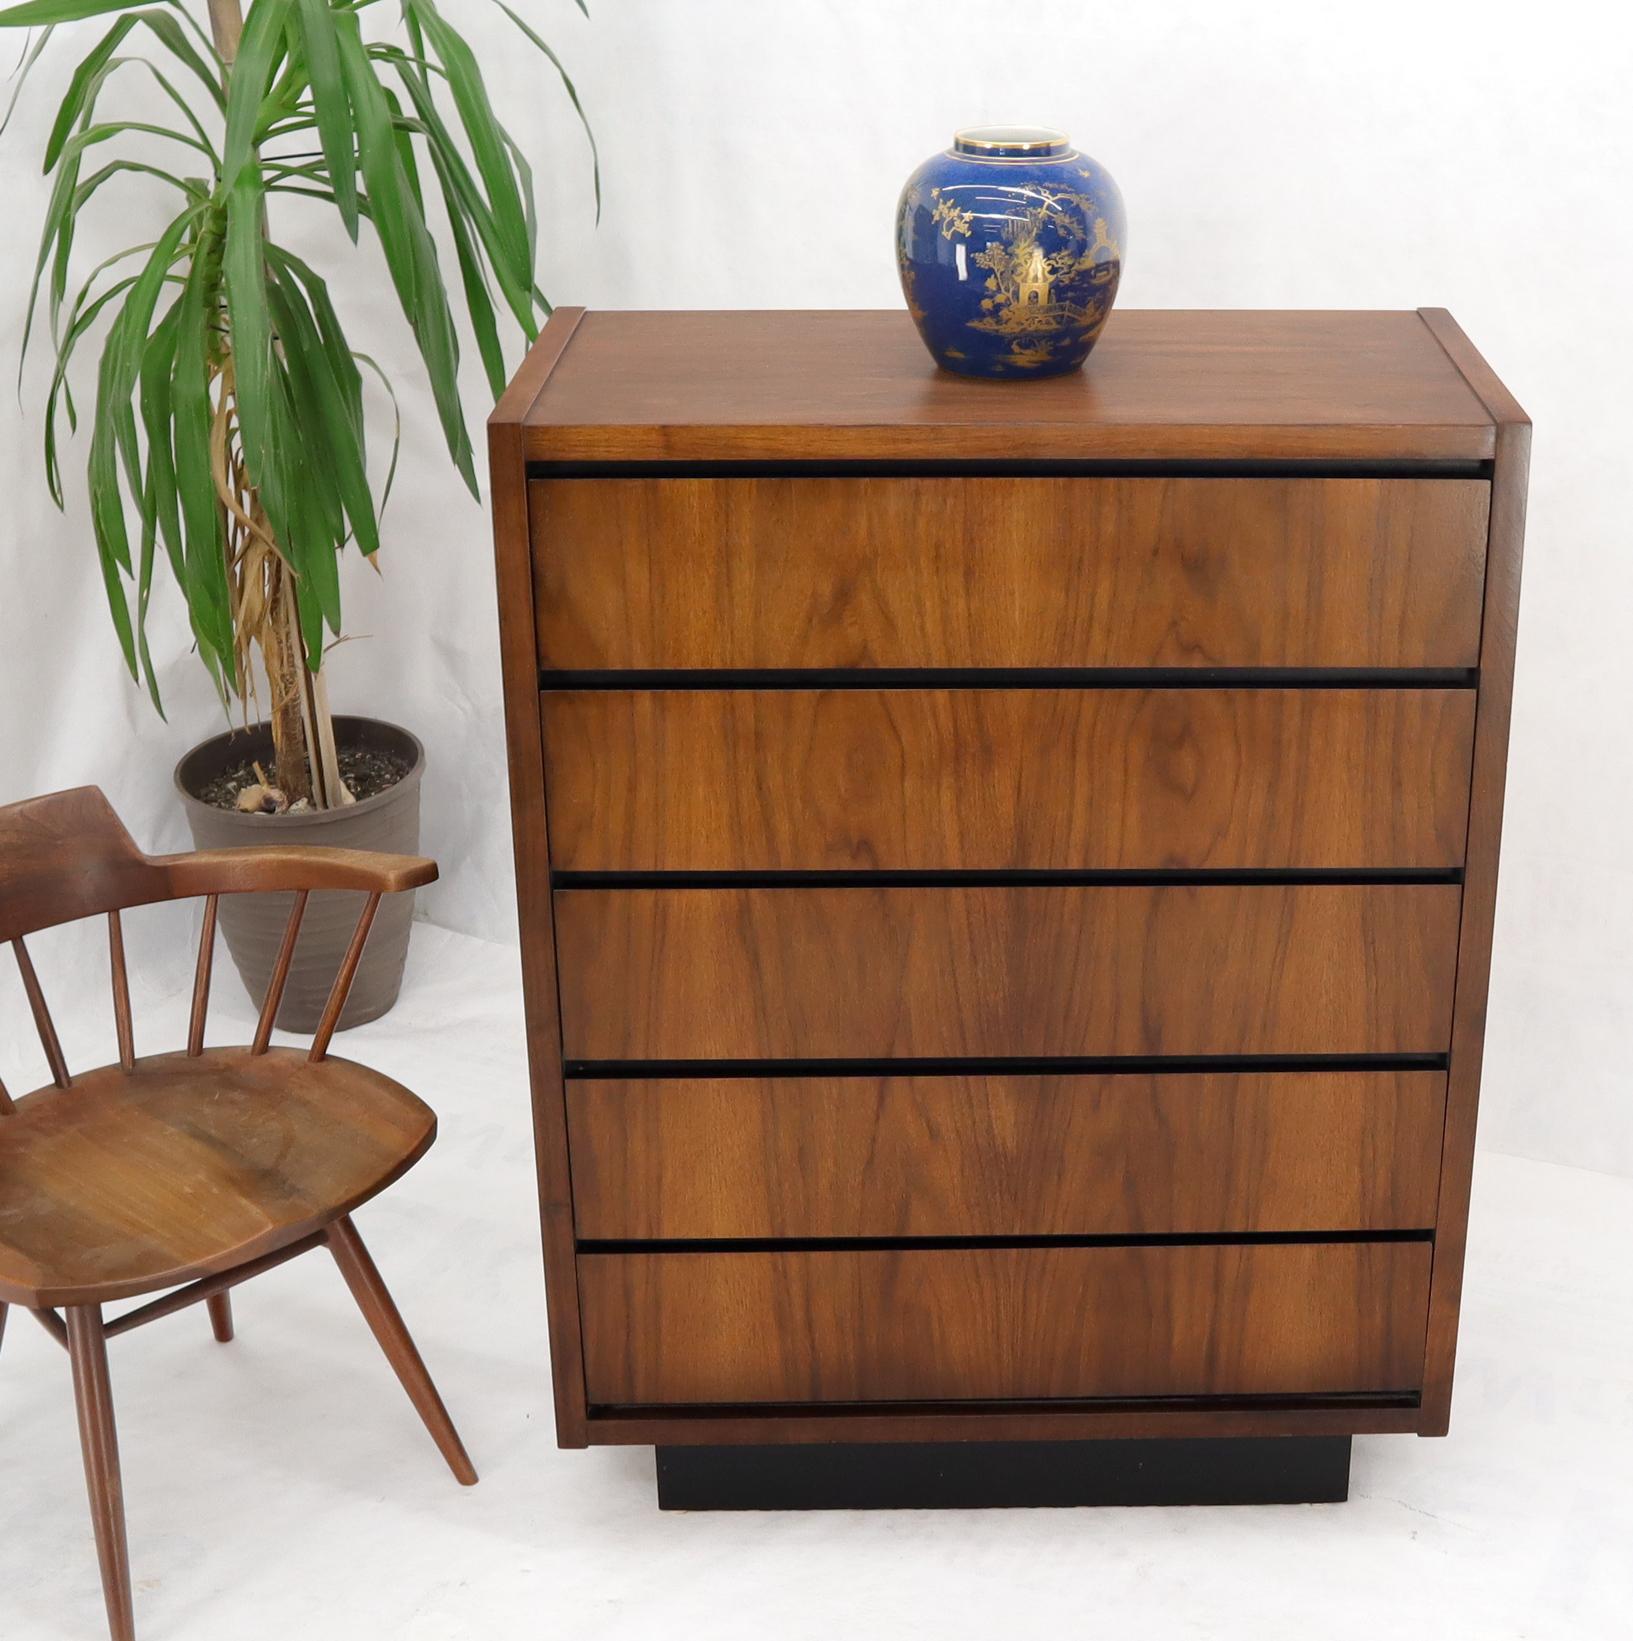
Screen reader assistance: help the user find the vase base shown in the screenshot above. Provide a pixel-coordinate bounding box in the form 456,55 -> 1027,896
932,354 -> 1090,382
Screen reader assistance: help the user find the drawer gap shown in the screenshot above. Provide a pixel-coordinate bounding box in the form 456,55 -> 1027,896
528,459 -> 1492,481
541,666 -> 1480,690
564,1052 -> 1449,1079
578,1230 -> 1435,1255
554,867 -> 1464,890
590,1391 -> 1424,1418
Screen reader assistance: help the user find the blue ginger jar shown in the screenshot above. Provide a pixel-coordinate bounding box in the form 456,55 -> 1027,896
896,127 -> 1126,379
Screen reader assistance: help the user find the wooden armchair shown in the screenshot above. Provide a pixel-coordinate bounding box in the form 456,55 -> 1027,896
0,788 -> 476,1641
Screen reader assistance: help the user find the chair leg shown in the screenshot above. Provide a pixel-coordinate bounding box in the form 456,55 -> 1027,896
33,1306 -> 69,1347
206,1293 -> 234,1343
325,1216 -> 477,1486
0,1299 -> 8,1360
66,1306 -> 136,1641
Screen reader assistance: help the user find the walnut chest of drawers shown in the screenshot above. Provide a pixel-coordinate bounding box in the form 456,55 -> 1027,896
489,308 -> 1527,1508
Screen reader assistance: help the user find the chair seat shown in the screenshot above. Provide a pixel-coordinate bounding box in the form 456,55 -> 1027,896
0,1048 -> 436,1307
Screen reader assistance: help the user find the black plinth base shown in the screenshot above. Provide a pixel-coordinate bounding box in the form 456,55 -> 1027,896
655,1436 -> 1351,1510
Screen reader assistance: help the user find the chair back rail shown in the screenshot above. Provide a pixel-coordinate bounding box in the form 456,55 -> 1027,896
1,788 -> 435,945
0,789 -> 162,944
0,787 -> 437,1085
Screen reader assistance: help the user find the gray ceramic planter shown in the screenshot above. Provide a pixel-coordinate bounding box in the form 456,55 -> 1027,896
174,716 -> 425,1034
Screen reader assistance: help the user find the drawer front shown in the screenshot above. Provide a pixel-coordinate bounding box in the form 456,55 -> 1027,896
542,687 -> 1476,872
579,1242 -> 1432,1405
568,1070 -> 1446,1239
554,884 -> 1461,1061
531,476 -> 1489,670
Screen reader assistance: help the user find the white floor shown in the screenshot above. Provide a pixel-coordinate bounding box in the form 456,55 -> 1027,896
2,924 -> 1631,1641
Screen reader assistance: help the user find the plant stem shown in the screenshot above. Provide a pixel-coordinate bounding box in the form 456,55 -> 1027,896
205,0 -> 243,66
207,0 -> 339,807
264,560 -> 313,803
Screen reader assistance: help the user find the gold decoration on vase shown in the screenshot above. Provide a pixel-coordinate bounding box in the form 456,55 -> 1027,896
929,189 -> 975,239
961,187 -> 1119,366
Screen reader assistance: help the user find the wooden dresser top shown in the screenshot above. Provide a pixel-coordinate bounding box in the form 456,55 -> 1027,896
516,308 -> 1507,465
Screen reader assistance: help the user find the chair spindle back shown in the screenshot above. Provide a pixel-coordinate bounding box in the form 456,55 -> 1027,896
12,937 -> 71,1089
108,912 -> 135,1072
251,891 -> 310,1056
187,896 -> 219,1057
309,894 -> 383,1063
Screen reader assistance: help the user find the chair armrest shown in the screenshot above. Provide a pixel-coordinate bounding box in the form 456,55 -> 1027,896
153,846 -> 438,898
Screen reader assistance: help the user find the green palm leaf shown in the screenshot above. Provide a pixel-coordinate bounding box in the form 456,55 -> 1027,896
291,0 -> 356,237
3,0 -> 590,736
0,0 -> 155,24
44,10 -> 219,170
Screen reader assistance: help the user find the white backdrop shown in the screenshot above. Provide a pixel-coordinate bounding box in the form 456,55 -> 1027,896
2,0 -> 1630,1175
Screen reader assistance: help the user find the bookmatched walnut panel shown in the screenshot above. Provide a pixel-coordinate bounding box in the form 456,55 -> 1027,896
579,1241 -> 1434,1405
541,688 -> 1477,872
567,1070 -> 1447,1240
554,883 -> 1462,1063
531,476 -> 1489,671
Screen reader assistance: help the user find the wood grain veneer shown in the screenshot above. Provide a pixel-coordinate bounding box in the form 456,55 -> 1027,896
554,883 -> 1462,1062
542,688 -> 1477,872
522,309 -> 1494,462
532,475 -> 1489,671
566,1071 -> 1446,1240
579,1242 -> 1434,1405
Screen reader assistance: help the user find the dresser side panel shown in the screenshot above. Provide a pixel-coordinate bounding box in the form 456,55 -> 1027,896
489,310 -> 590,1445
1416,315 -> 1530,1432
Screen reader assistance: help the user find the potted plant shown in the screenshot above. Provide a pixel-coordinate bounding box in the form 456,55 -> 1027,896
1,0 -> 594,1027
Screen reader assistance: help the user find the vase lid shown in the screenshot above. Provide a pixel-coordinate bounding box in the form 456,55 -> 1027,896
953,125 -> 1070,159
